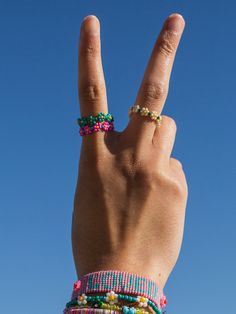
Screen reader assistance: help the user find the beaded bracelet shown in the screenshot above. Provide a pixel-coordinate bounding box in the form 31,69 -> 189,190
64,308 -> 120,314
66,291 -> 164,314
128,105 -> 162,127
71,270 -> 165,309
65,300 -> 151,314
65,271 -> 167,314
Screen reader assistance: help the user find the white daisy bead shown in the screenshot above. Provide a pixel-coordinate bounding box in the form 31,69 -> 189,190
77,293 -> 87,305
105,290 -> 119,304
136,296 -> 148,307
150,111 -> 158,120
140,107 -> 149,116
134,105 -> 140,113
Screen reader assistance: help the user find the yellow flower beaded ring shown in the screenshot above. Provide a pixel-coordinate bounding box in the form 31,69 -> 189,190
128,105 -> 162,127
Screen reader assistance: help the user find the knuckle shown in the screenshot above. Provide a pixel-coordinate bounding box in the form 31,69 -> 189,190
162,116 -> 177,132
120,152 -> 187,198
85,45 -> 97,57
79,81 -> 105,103
120,152 -> 152,184
141,81 -> 168,105
159,172 -> 186,198
171,179 -> 187,198
170,158 -> 182,169
80,36 -> 100,58
158,30 -> 177,56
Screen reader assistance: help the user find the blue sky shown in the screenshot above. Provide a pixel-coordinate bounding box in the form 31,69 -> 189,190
0,1 -> 235,313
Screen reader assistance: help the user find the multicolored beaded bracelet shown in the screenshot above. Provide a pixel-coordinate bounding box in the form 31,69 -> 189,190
128,105 -> 162,127
71,270 -> 165,310
65,300 -> 150,314
65,291 -> 162,314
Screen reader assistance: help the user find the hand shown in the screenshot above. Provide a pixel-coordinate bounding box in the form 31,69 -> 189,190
72,14 -> 188,289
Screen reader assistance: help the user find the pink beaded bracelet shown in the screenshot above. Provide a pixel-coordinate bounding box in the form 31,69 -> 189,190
70,270 -> 166,310
64,309 -> 120,314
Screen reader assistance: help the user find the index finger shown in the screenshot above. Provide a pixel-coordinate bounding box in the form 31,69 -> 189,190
78,15 -> 108,116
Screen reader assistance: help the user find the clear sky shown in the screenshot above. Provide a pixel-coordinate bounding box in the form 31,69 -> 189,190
0,1 -> 235,313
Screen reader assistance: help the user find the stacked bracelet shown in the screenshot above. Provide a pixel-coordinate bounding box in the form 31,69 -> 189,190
77,112 -> 115,136
65,295 -> 151,314
64,270 -> 166,314
66,291 -> 163,314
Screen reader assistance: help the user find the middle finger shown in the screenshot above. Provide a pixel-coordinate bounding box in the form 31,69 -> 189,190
125,14 -> 185,144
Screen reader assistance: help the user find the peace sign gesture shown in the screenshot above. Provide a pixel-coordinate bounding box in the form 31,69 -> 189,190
72,14 -> 188,290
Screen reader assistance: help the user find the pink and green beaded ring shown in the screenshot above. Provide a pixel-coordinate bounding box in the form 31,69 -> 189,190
78,112 -> 115,136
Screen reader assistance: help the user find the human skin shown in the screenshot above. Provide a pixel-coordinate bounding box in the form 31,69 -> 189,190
72,13 -> 188,290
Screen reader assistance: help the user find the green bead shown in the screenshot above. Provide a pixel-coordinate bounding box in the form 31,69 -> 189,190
128,296 -> 132,301
78,117 -> 88,127
66,299 -> 77,308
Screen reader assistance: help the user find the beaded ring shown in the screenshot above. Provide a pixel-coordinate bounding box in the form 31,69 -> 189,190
128,105 -> 162,127
65,291 -> 163,314
77,112 -> 115,136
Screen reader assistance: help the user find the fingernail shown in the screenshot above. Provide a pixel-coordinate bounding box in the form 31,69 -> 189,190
82,15 -> 100,35
166,13 -> 185,32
